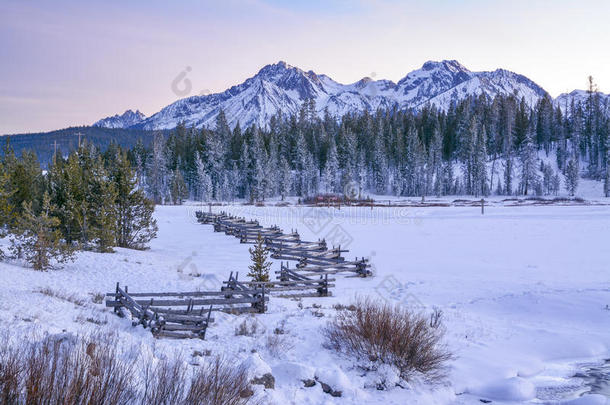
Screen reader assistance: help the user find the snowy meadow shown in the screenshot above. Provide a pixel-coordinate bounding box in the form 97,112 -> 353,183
1,200 -> 610,404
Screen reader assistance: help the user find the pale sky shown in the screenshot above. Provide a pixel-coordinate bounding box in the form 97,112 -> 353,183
1,0 -> 609,134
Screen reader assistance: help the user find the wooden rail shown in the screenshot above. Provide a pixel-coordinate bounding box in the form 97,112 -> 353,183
223,269 -> 333,298
106,281 -> 268,339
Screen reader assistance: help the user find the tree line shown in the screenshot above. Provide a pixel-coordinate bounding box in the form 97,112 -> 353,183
133,77 -> 609,203
0,142 -> 157,270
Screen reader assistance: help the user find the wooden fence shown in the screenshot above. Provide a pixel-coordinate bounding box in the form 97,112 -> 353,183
223,268 -> 334,298
105,282 -> 268,339
104,209 -> 372,340
197,210 -> 372,278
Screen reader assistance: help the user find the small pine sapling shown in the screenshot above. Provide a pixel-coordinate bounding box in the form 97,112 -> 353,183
10,194 -> 75,270
247,233 -> 271,282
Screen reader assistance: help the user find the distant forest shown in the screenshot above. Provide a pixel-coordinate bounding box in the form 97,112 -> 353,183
0,127 -> 168,166
131,84 -> 609,203
3,81 -> 610,202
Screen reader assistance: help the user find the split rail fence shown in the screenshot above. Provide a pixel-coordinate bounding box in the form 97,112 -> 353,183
104,207 -> 372,340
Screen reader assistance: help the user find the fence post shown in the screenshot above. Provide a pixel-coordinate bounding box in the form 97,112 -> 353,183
481,198 -> 485,215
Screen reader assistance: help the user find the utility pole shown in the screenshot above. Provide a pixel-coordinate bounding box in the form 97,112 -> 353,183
51,140 -> 58,164
75,131 -> 84,148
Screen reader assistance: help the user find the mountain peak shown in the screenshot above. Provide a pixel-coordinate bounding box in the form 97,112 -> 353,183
93,109 -> 146,128
257,61 -> 298,76
422,60 -> 469,73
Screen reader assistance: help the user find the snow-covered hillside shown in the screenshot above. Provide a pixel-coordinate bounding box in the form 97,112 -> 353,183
2,202 -> 610,404
94,60 -> 551,130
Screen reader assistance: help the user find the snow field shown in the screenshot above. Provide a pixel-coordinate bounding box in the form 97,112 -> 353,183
1,203 -> 610,404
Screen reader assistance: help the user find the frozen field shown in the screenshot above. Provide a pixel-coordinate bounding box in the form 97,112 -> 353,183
1,202 -> 610,404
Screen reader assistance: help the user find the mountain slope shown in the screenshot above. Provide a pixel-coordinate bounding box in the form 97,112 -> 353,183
100,60 -> 553,130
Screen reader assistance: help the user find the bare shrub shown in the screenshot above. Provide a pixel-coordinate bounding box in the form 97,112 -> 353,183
90,292 -> 105,304
273,320 -> 287,335
235,317 -> 262,336
265,334 -> 294,358
142,357 -> 187,405
7,333 -> 138,405
333,303 -> 356,311
0,336 -> 22,404
0,333 -> 257,405
324,298 -> 452,381
37,287 -> 85,306
429,308 -> 443,329
185,356 -> 255,405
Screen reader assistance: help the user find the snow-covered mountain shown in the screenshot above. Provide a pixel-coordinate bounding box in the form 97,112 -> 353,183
555,89 -> 610,112
93,109 -> 146,129
97,60 -> 551,130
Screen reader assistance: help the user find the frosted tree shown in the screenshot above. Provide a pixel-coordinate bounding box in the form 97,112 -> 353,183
169,169 -> 188,205
195,152 -> 212,202
371,133 -> 388,194
474,124 -> 489,196
146,134 -> 169,204
605,138 -> 610,197
404,127 -> 422,196
430,128 -> 443,196
503,158 -> 513,195
337,126 -> 357,189
464,118 -> 488,197
205,132 -> 226,200
542,163 -> 554,195
551,173 -> 561,196
356,151 -> 368,199
303,152 -> 318,197
322,137 -> 339,193
461,117 -> 477,195
292,131 -> 308,196
264,146 -> 279,198
565,159 -> 579,196
238,142 -> 250,199
442,161 -> 454,195
519,128 -> 538,195
278,157 -> 292,200
248,133 -> 267,201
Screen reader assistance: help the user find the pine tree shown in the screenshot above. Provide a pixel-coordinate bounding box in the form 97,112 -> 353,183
322,137 -> 339,193
247,233 -> 271,282
0,160 -> 16,229
430,128 -> 443,196
371,133 -> 388,194
565,159 -> 579,196
10,194 -> 74,271
551,173 -> 561,196
146,134 -> 169,204
112,152 -> 158,249
605,137 -> 610,197
195,152 -> 213,202
278,157 -> 292,200
87,154 -> 118,252
542,163 -> 554,195
519,128 -> 538,195
503,157 -> 513,195
170,169 -> 188,205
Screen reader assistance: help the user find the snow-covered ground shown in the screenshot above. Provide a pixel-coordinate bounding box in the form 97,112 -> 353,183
2,201 -> 610,404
